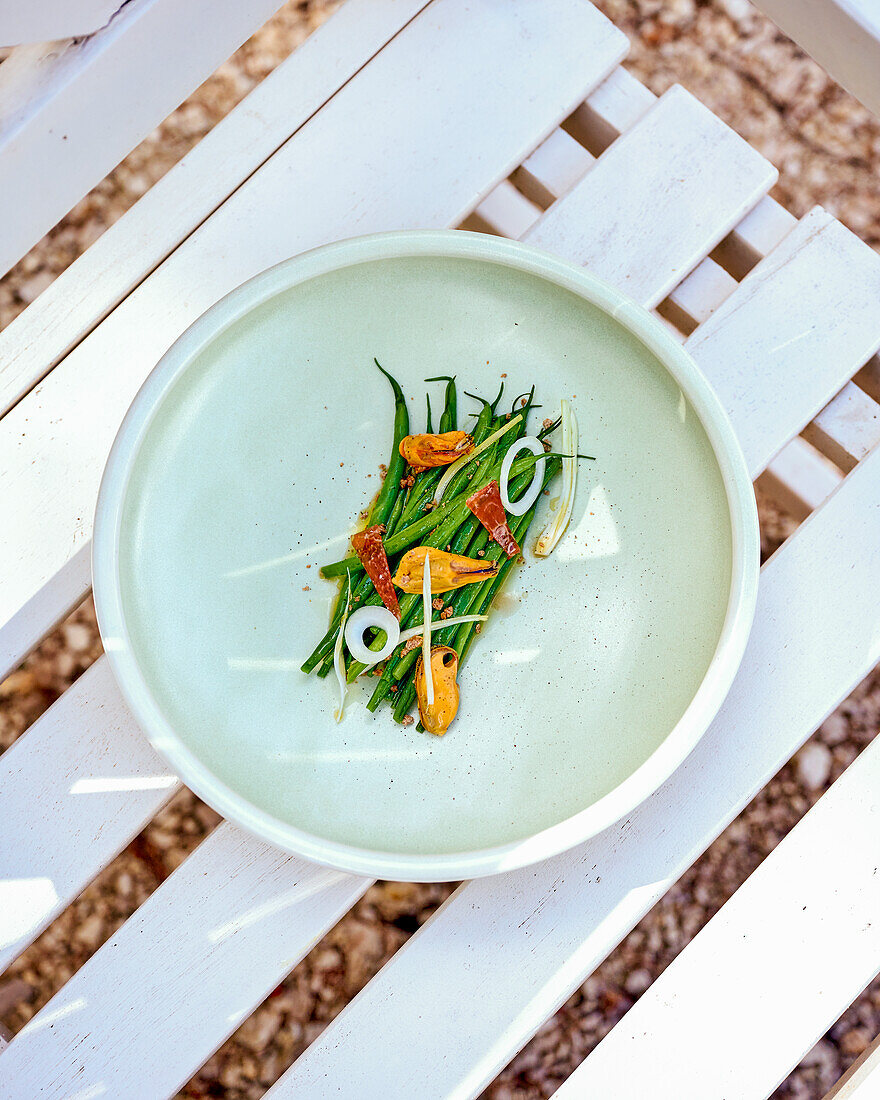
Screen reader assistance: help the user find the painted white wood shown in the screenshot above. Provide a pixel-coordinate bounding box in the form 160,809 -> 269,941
803,381 -> 880,471
0,545 -> 91,682
714,192 -> 799,279
525,85 -> 777,308
857,354 -> 880,403
0,823 -> 371,1099
752,0 -> 880,118
565,63 -> 656,152
469,180 -> 543,238
757,436 -> 842,521
0,0 -> 123,46
0,0 -> 433,418
664,256 -> 739,332
0,0 -> 286,280
555,731 -> 880,1100
0,0 -> 627,680
511,128 -> 594,209
266,440 -> 880,1100
825,1034 -> 880,1099
687,206 -> 880,477
0,658 -> 180,974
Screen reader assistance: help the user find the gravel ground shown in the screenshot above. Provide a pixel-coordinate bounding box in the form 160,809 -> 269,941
1,1 -> 879,1097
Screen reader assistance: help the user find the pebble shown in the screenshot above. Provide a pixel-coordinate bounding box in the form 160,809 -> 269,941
796,742 -> 833,790
624,968 -> 652,996
840,1027 -> 871,1057
234,1008 -> 281,1053
62,622 -> 93,653
820,713 -> 849,745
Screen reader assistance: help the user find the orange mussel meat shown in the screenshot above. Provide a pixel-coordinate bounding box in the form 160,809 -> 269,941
398,431 -> 473,470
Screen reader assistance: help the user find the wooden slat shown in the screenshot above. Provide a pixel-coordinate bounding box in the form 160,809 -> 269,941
803,381 -> 880,472
469,180 -> 542,238
0,0 -> 286,281
526,85 -> 777,308
825,1034 -> 880,1099
0,823 -> 371,1099
662,257 -> 738,333
687,206 -> 880,477
564,63 -> 655,152
511,128 -> 594,208
555,732 -> 880,1099
0,659 -> 180,974
0,0 -> 433,418
713,193 -> 798,279
265,436 -> 880,1100
757,437 -> 842,522
0,0 -> 123,46
0,0 -> 627,681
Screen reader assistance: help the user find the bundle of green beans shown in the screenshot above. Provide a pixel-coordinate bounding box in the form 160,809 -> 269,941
300,358 -> 588,727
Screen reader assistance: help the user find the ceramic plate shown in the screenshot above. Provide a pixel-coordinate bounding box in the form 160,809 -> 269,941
93,231 -> 758,880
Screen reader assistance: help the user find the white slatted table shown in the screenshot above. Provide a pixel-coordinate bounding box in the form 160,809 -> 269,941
1,2 -> 879,1097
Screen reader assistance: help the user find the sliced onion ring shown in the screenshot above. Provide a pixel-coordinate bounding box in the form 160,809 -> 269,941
357,615 -> 488,676
500,436 -> 545,515
344,606 -> 400,665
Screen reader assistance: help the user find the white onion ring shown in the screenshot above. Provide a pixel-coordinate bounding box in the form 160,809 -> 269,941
500,436 -> 545,515
344,606 -> 400,665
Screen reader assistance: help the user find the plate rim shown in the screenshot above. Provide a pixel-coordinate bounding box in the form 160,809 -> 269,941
93,229 -> 759,881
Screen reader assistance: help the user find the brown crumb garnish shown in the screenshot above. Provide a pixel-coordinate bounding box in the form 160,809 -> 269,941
542,440 -> 552,452
445,544 -> 451,552
379,464 -> 387,477
389,684 -> 398,693
475,623 -> 482,633
400,473 -> 416,489
500,372 -> 507,378
302,585 -> 311,591
440,607 -> 453,619
403,636 -> 421,653
372,667 -> 383,676
401,714 -> 415,726
432,597 -> 444,611
424,499 -> 437,511
520,397 -> 527,407
306,564 -> 311,568
339,462 -> 344,467
542,417 -> 554,430
477,549 -> 485,557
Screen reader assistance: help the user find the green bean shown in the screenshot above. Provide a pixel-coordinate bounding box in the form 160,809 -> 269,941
426,375 -> 457,431
346,466 -> 504,683
397,376 -> 460,527
369,359 -> 409,528
320,447 -> 558,579
425,393 -> 433,434
452,508 -> 535,661
377,458 -> 555,700
392,679 -> 417,723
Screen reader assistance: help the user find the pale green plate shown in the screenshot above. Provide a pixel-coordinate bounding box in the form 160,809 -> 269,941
93,231 -> 758,881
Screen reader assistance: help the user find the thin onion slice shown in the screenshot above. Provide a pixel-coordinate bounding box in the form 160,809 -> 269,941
433,413 -> 523,505
422,550 -> 434,704
344,605 -> 400,665
357,615 -> 488,676
534,399 -> 578,556
333,577 -> 352,722
500,435 -> 545,515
